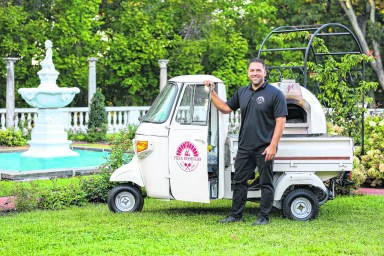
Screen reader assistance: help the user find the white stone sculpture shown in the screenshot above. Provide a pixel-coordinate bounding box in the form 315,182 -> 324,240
40,40 -> 55,71
18,40 -> 80,158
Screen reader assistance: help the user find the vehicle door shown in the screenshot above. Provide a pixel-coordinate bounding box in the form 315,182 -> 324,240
168,83 -> 210,203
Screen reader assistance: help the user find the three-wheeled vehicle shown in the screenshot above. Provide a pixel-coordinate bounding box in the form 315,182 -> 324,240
107,75 -> 353,220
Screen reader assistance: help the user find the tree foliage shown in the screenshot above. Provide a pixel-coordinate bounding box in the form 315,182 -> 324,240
87,88 -> 107,142
308,54 -> 378,143
0,0 -> 277,107
0,0 -> 381,108
88,88 -> 107,129
273,0 -> 383,106
0,0 -> 103,108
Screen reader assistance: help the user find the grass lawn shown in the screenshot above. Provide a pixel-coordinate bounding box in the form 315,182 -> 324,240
0,195 -> 383,256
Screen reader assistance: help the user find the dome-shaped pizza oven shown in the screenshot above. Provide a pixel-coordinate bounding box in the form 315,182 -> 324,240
272,80 -> 326,135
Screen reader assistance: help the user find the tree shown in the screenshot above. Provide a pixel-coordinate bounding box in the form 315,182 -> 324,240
0,3 -> 46,107
274,0 -> 347,25
97,0 -> 277,104
88,88 -> 107,129
98,0 -> 177,106
44,0 -> 104,107
0,0 -> 103,108
308,54 -> 378,142
338,0 -> 384,105
87,88 -> 107,142
272,0 -> 383,106
196,0 -> 277,95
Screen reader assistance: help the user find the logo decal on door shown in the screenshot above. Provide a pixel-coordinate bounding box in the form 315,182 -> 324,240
174,141 -> 201,172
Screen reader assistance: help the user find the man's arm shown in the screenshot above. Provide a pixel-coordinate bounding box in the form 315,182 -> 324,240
204,80 -> 232,114
263,116 -> 286,161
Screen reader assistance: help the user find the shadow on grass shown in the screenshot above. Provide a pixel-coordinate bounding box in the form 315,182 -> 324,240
152,206 -> 231,216
145,200 -> 282,218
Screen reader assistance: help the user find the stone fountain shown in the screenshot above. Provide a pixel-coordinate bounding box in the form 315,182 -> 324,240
18,40 -> 80,158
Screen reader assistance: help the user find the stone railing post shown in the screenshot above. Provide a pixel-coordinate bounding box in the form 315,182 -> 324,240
87,57 -> 98,106
158,59 -> 169,92
4,57 -> 19,129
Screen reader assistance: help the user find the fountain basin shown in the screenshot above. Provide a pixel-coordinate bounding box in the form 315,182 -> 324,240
18,87 -> 80,108
21,140 -> 79,158
0,148 -> 134,181
1,149 -> 109,171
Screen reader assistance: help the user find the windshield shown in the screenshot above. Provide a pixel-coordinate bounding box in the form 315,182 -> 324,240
142,82 -> 178,123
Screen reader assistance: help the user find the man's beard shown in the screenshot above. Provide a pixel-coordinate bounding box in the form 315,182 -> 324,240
251,77 -> 263,87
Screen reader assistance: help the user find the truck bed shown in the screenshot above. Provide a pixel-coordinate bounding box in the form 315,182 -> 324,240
225,134 -> 354,175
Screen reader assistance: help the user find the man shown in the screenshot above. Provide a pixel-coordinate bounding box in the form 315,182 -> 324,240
204,57 -> 287,225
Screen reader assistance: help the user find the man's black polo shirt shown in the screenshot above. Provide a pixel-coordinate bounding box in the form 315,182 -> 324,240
226,81 -> 288,151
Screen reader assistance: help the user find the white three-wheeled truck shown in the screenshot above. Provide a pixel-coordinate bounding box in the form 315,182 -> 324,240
107,75 -> 354,221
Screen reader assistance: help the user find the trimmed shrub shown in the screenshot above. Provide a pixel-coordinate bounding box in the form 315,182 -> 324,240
104,124 -> 137,171
11,179 -> 88,211
12,183 -> 39,212
87,89 -> 108,142
37,184 -> 88,210
0,128 -> 27,146
80,170 -> 113,203
67,128 -> 88,142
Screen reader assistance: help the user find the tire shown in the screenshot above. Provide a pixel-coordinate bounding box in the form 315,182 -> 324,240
282,188 -> 320,221
108,185 -> 144,213
316,188 -> 329,206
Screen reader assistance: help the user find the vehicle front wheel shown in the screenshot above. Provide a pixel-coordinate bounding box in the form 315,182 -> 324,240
108,185 -> 144,213
282,188 -> 319,221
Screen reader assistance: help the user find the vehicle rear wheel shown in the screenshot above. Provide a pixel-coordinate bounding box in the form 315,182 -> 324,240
282,188 -> 319,221
108,185 -> 144,213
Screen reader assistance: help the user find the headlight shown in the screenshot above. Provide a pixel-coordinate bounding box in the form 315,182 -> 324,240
135,140 -> 154,159
136,140 -> 148,153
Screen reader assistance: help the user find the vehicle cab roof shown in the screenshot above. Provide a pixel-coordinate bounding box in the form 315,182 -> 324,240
169,75 -> 223,84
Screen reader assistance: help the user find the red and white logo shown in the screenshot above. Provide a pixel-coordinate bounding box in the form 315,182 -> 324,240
174,141 -> 201,172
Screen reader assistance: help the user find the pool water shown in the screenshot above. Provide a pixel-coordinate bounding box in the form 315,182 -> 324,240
0,150 -> 110,172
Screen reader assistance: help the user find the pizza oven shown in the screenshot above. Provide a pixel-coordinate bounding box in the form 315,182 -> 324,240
272,80 -> 326,135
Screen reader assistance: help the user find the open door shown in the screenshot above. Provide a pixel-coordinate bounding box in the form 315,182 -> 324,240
169,84 -> 210,203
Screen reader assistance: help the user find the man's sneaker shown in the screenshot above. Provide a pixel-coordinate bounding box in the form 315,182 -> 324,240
252,217 -> 269,226
218,216 -> 243,223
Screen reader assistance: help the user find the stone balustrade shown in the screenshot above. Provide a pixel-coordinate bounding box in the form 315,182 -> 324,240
0,106 -> 150,133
